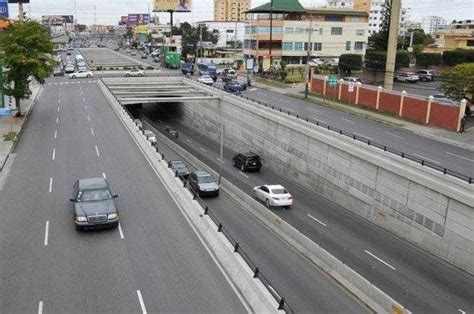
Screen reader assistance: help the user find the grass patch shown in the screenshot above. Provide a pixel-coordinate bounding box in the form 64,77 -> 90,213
284,71 -> 305,83
3,131 -> 16,142
255,77 -> 288,89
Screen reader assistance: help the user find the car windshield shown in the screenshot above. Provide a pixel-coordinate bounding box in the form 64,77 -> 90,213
197,175 -> 214,184
171,161 -> 186,169
77,188 -> 112,202
271,188 -> 288,194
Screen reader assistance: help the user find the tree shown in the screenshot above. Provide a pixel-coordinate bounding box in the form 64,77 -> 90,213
338,54 -> 362,74
0,21 -> 54,116
439,63 -> 474,100
403,29 -> 434,48
443,49 -> 474,66
416,53 -> 442,67
171,22 -> 219,59
368,0 -> 391,50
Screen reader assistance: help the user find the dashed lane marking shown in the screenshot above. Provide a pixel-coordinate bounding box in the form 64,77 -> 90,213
87,115 -> 91,122
137,290 -> 147,314
340,117 -> 355,123
445,151 -> 474,162
44,221 -> 49,246
56,117 -> 59,124
52,148 -> 55,161
307,214 -> 327,227
38,301 -> 43,314
95,145 -> 100,157
102,172 -> 107,179
118,222 -> 124,239
54,130 -> 57,139
199,147 -> 207,153
385,132 -> 405,140
49,177 -> 53,193
239,171 -> 249,179
364,250 -> 396,270
90,127 -> 95,136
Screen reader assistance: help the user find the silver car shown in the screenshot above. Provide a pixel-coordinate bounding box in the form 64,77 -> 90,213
188,171 -> 219,197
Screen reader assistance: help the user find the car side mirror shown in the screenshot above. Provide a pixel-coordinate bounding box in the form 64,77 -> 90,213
113,194 -> 119,199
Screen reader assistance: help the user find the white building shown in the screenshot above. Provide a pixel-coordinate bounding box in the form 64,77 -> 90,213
195,20 -> 245,48
422,16 -> 447,35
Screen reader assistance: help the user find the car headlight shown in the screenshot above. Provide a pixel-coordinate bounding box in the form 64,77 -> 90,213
108,213 -> 118,219
76,216 -> 87,222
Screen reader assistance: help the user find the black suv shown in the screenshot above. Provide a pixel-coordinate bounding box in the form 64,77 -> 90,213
232,152 -> 262,172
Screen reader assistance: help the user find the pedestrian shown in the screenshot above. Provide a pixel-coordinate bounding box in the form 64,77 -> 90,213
459,114 -> 466,133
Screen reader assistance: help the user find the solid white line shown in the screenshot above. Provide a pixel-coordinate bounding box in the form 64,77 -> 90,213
445,151 -> 474,162
239,171 -> 249,179
44,221 -> 49,246
54,129 -> 57,139
87,115 -> 91,121
52,148 -> 56,161
340,117 -> 355,123
186,139 -> 192,143
118,222 -> 124,239
354,133 -> 374,141
95,145 -> 100,157
102,172 -> 107,179
90,127 -> 95,136
458,309 -> 466,314
55,117 -> 59,124
364,250 -> 396,270
38,301 -> 43,314
307,214 -> 327,227
412,154 -> 440,165
385,132 -> 405,140
48,177 -> 53,193
267,285 -> 281,300
199,147 -> 207,153
136,290 -> 147,314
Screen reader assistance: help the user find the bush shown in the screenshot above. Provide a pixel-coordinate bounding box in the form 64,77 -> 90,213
96,66 -> 102,71
443,49 -> 474,66
416,53 -> 442,67
339,54 -> 363,74
146,66 -> 154,70
396,51 -> 410,68
365,50 -> 411,72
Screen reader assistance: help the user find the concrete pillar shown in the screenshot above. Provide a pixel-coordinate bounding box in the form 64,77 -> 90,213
376,86 -> 383,110
338,79 -> 344,100
399,90 -> 406,117
323,75 -> 328,96
426,95 -> 434,124
383,0 -> 401,90
355,82 -> 362,105
458,99 -> 467,131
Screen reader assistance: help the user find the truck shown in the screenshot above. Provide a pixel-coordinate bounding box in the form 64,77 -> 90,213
164,51 -> 181,69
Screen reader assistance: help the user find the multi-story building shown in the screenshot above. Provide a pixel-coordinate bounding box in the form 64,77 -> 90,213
214,0 -> 250,22
431,20 -> 474,51
244,4 -> 369,67
326,0 -> 371,11
367,0 -> 408,35
196,20 -> 245,48
422,16 -> 447,35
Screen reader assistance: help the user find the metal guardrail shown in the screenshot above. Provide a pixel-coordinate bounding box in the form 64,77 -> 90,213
188,77 -> 472,184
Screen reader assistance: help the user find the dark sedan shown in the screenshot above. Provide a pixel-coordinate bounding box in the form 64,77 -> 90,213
70,178 -> 119,230
168,160 -> 190,179
224,80 -> 247,93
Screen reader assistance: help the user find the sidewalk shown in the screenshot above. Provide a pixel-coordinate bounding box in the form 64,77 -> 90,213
0,80 -> 42,170
251,79 -> 474,152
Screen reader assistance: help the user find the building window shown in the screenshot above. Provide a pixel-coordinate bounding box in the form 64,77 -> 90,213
304,42 -> 311,51
295,28 -> 304,34
319,28 -> 323,35
354,41 -> 364,50
325,15 -> 343,22
313,42 -> 322,51
244,40 -> 250,49
245,26 -> 251,34
467,40 -> 474,47
345,41 -> 351,51
331,27 -> 343,35
283,42 -> 293,51
285,27 -> 294,34
294,42 -> 304,50
356,29 -> 364,36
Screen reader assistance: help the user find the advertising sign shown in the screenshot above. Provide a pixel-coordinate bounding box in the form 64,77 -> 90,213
126,14 -> 150,26
153,0 -> 191,12
245,58 -> 254,71
0,0 -> 9,18
42,15 -> 74,25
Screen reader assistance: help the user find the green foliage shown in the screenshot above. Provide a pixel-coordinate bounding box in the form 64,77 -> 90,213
396,51 -> 410,68
368,0 -> 391,50
279,61 -> 288,81
415,53 -> 442,67
338,54 -> 363,74
412,44 -> 425,55
439,63 -> 474,100
403,29 -> 435,47
365,50 -> 411,72
443,49 -> 474,66
171,22 -> 219,59
96,66 -> 103,71
3,131 -> 16,142
0,21 -> 54,116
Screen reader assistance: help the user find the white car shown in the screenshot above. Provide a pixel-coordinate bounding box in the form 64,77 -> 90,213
394,72 -> 419,83
252,184 -> 293,208
197,75 -> 214,85
326,58 -> 339,66
69,70 -> 93,79
125,69 -> 144,77
308,58 -> 324,67
65,64 -> 75,73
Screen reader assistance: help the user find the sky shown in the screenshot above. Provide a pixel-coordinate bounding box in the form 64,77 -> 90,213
6,0 -> 474,25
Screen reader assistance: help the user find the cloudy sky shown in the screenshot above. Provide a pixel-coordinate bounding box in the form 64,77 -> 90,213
6,0 -> 474,25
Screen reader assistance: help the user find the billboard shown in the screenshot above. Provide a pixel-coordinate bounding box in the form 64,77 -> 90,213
0,0 -> 8,18
42,15 -> 74,25
153,0 -> 191,12
119,16 -> 128,26
126,14 -> 150,27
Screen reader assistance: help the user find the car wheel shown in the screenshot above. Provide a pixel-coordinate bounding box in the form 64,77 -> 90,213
265,199 -> 270,208
240,164 -> 245,172
285,205 -> 291,210
75,225 -> 82,231
72,75 -> 76,79
86,74 -> 91,78
138,74 -> 143,77
126,74 -> 130,77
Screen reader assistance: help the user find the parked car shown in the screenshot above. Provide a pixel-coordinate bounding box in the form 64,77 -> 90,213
165,127 -> 179,138
308,58 -> 324,67
151,50 -> 160,57
326,58 -> 339,66
141,53 -> 148,59
70,178 -> 120,230
222,68 -> 238,82
69,70 -> 93,79
65,64 -> 75,73
131,51 -> 137,56
415,69 -> 436,82
125,68 -> 144,77
232,152 -> 262,172
181,63 -> 195,75
252,184 -> 293,208
153,56 -> 160,63
394,72 -> 419,83
125,49 -> 131,54
224,80 -> 247,93
168,160 -> 190,179
114,47 -> 120,51
188,171 -> 219,197
197,75 -> 214,85
342,76 -> 362,83
53,67 -> 64,76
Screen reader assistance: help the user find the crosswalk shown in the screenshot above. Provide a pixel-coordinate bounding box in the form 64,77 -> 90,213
46,80 -> 96,86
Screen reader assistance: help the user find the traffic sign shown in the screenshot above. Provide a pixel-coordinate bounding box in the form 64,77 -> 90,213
328,74 -> 338,87
348,82 -> 355,92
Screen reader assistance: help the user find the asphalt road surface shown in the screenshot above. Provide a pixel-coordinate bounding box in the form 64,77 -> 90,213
0,77 -> 247,313
133,103 -> 474,314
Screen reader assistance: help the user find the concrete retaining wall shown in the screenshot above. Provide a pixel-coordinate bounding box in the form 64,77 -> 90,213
178,79 -> 474,274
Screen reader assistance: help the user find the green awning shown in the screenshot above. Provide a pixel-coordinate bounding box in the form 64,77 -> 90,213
246,0 -> 305,13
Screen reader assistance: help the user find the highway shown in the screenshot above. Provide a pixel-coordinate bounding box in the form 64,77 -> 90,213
132,102 -> 474,314
0,77 -> 247,313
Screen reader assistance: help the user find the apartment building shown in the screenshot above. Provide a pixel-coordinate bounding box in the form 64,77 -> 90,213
432,20 -> 474,50
243,5 -> 369,67
214,0 -> 250,22
422,16 -> 447,35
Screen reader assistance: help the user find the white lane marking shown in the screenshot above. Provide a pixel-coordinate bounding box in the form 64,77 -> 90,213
199,147 -> 207,153
95,145 -> 100,157
307,214 -> 327,227
57,106 -> 60,112
364,250 -> 396,270
239,171 -> 249,179
137,290 -> 147,314
340,117 -> 355,123
458,309 -> 466,314
249,88 -> 257,91
84,105 -> 88,110
412,153 -> 440,165
58,98 -> 61,103
354,133 -> 374,141
118,222 -> 124,239
48,177 -> 53,192
90,127 -> 95,136
87,115 -> 91,121
216,157 -> 225,163
385,132 -> 405,140
52,148 -> 56,161
445,151 -> 474,162
186,139 -> 192,143
102,172 -> 107,179
267,285 -> 281,300
38,301 -> 43,314
54,129 -> 57,139
44,221 -> 49,246
55,117 -> 59,124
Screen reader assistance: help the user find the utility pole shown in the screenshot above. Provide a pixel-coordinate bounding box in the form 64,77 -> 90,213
268,0 -> 274,67
18,0 -> 24,21
304,14 -> 314,98
384,0 -> 402,90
